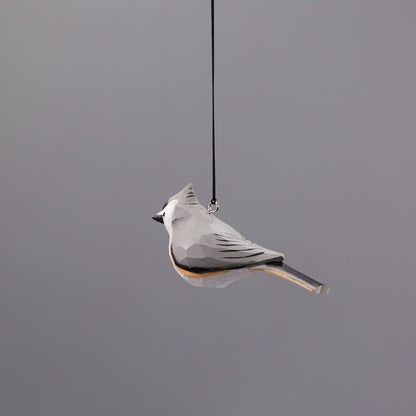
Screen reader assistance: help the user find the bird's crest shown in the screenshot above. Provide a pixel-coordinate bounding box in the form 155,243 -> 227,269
170,183 -> 200,207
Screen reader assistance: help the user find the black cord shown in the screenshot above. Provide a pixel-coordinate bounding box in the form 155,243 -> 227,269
211,0 -> 217,206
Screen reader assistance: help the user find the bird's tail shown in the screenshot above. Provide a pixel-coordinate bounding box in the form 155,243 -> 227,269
252,263 -> 329,294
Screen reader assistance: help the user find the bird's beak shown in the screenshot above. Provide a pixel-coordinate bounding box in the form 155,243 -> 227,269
152,213 -> 164,224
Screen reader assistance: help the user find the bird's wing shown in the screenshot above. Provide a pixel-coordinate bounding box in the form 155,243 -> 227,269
171,227 -> 284,272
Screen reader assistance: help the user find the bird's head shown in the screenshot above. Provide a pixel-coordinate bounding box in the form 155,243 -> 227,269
152,183 -> 200,235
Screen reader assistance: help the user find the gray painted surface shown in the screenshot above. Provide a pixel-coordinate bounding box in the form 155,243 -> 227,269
2,1 -> 416,415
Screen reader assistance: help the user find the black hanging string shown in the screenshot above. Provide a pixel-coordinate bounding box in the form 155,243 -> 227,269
210,0 -> 218,210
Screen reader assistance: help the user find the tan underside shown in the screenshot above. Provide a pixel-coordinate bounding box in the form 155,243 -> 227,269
174,264 -> 230,279
255,267 -> 315,293
176,265 -> 314,291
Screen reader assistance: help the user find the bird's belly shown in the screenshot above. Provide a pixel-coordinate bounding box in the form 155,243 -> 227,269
174,266 -> 254,288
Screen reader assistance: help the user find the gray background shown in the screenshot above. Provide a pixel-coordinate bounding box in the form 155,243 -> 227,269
2,1 -> 416,415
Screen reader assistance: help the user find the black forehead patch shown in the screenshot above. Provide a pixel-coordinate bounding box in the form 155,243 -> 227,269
162,201 -> 168,210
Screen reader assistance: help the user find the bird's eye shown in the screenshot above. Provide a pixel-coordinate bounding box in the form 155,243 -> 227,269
162,212 -> 165,217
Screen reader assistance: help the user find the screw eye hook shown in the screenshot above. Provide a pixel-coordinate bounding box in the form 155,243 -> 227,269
207,200 -> 219,214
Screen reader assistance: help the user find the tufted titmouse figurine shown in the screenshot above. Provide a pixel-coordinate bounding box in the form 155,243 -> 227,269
152,183 -> 329,294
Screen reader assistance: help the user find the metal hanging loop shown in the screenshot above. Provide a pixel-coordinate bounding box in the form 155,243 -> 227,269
207,200 -> 219,214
